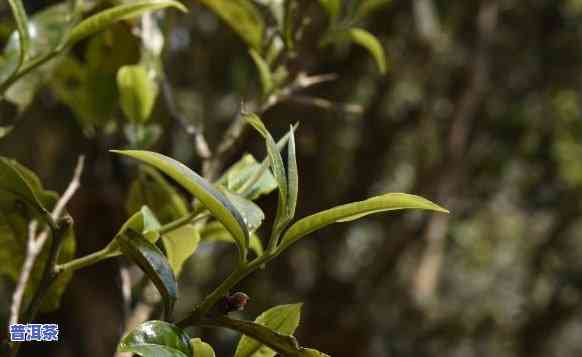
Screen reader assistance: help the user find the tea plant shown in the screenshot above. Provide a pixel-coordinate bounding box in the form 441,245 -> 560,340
0,1 -> 448,356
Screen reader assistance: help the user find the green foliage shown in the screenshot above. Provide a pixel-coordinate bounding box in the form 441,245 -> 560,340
117,64 -> 159,123
190,338 -> 216,357
118,321 -> 192,357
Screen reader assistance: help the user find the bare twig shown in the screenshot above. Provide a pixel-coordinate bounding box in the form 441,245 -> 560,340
8,156 -> 85,326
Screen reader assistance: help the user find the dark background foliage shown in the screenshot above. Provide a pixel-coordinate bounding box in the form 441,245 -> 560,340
2,0 -> 582,356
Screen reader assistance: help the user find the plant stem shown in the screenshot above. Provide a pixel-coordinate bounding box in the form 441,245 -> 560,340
158,207 -> 206,235
54,246 -> 113,274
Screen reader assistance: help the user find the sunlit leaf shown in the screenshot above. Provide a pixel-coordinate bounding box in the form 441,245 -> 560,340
201,221 -> 264,257
118,320 -> 192,357
347,28 -> 387,74
195,0 -> 265,51
162,224 -> 200,275
118,230 -> 178,320
249,49 -> 273,95
111,150 -> 250,260
190,338 -> 216,357
279,193 -> 449,250
117,64 -> 158,123
67,0 -> 187,47
105,206 -> 162,257
218,154 -> 277,200
235,303 -> 302,357
0,126 -> 13,139
286,126 -> 298,220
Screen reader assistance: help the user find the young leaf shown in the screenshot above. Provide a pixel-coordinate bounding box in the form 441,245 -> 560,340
8,0 -> 30,71
245,114 -> 290,236
201,221 -> 264,257
235,303 -> 302,357
217,154 -> 277,200
318,0 -> 341,21
117,65 -> 158,123
279,193 -> 449,250
222,190 -> 265,232
67,0 -> 187,47
354,0 -> 392,21
249,49 -> 273,96
286,126 -> 298,220
162,224 -> 200,275
190,338 -> 216,357
195,0 -> 265,52
347,28 -> 387,74
111,150 -> 250,261
118,230 -> 178,320
118,320 -> 192,357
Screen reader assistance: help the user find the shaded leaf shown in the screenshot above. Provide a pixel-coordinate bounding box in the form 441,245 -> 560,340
201,221 -> 264,257
347,28 -> 387,74
117,64 -> 158,123
218,154 -> 277,200
105,206 -> 162,256
355,0 -> 392,21
162,224 -> 200,275
111,150 -> 250,260
249,49 -> 273,95
118,230 -> 178,320
318,0 -> 341,21
195,0 -> 265,51
280,193 -> 449,249
235,303 -> 302,357
67,0 -> 187,47
7,0 -> 30,71
118,320 -> 192,357
190,338 -> 216,357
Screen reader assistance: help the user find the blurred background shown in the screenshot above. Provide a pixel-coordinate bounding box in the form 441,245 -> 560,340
2,0 -> 582,356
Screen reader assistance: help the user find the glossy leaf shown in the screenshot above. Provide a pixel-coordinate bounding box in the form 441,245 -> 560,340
235,303 -> 302,357
111,150 -> 249,260
245,114 -> 290,235
8,0 -> 30,71
118,230 -> 178,320
190,338 -> 216,357
118,320 -> 192,357
222,190 -> 265,232
201,221 -> 264,257
117,64 -> 158,123
347,28 -> 387,74
67,0 -> 187,47
195,0 -> 265,51
280,193 -> 449,249
249,49 -> 273,95
162,224 -> 200,275
286,126 -> 298,221
318,0 -> 341,21
218,154 -> 277,200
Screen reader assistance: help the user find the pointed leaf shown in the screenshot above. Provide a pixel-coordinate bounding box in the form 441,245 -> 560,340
249,49 -> 273,95
286,126 -> 298,220
235,303 -> 302,357
118,229 -> 177,319
222,190 -> 265,232
218,154 -> 277,200
117,64 -> 159,123
190,338 -> 216,357
195,0 -> 265,51
347,28 -> 387,74
162,224 -> 200,275
118,320 -> 192,357
280,193 -> 449,249
111,150 -> 249,260
67,0 -> 187,47
8,0 -> 30,71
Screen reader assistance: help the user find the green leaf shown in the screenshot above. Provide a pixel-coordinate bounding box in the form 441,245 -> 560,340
318,0 -> 341,21
190,338 -> 216,357
67,0 -> 187,47
245,114 -> 290,236
249,49 -> 273,96
280,193 -> 449,249
118,230 -> 178,320
195,0 -> 265,51
0,157 -> 52,222
201,221 -> 264,257
235,303 -> 302,357
111,150 -> 250,261
0,126 -> 14,139
118,320 -> 192,357
301,349 -> 331,357
347,28 -> 387,74
286,126 -> 298,221
222,190 -> 265,232
8,0 -> 30,71
218,154 -> 278,200
354,0 -> 392,21
117,64 -> 158,123
162,224 -> 200,275
105,206 -> 162,257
